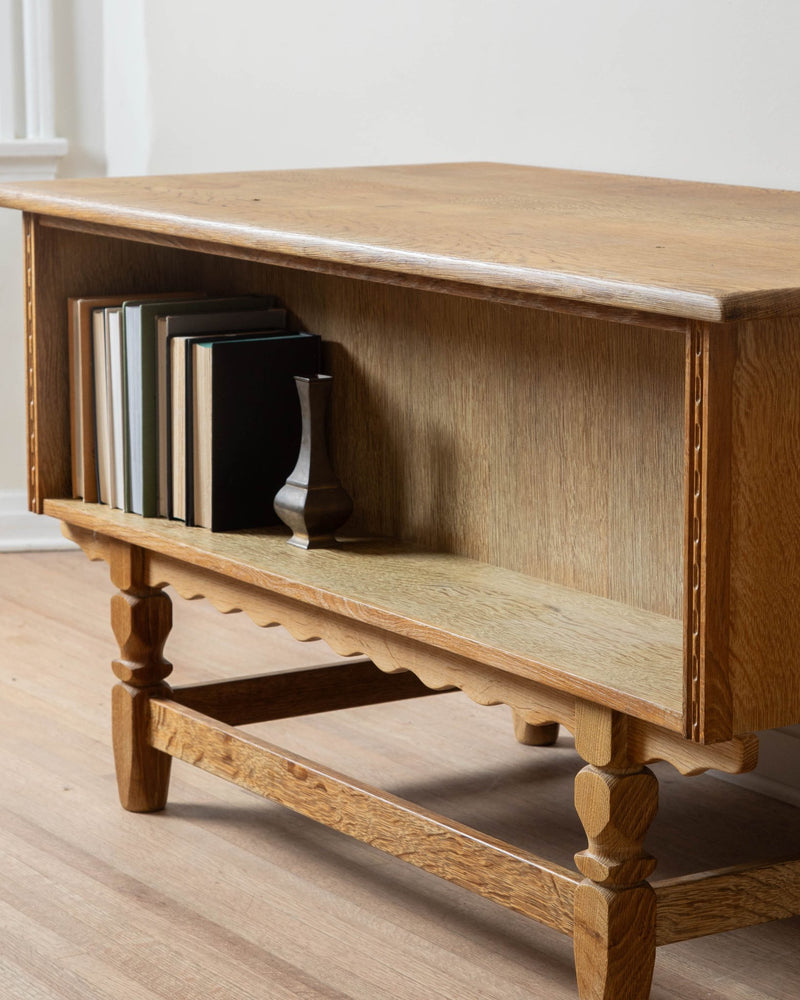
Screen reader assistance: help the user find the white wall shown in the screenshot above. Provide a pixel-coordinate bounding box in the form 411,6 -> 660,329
2,0 -> 800,795
134,0 -> 800,189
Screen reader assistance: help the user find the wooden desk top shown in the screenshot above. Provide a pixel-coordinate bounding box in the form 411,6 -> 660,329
1,162 -> 799,322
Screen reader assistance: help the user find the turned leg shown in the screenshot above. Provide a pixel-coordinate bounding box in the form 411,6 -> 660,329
511,709 -> 559,746
109,544 -> 173,812
572,704 -> 658,1000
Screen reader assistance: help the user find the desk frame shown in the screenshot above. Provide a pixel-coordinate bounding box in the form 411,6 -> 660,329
60,519 -> 796,1000
6,163 -> 800,999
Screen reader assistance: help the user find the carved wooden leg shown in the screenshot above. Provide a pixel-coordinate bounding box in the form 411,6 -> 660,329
512,710 -> 559,746
109,544 -> 173,812
573,704 -> 658,1000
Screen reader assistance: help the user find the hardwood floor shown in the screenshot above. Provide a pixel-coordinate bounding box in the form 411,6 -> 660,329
1,550 -> 799,999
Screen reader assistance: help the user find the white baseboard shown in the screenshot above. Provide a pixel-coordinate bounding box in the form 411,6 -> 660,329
0,489 -> 77,552
714,727 -> 800,808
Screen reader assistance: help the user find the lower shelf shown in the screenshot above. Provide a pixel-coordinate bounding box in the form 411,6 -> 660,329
46,497 -> 685,730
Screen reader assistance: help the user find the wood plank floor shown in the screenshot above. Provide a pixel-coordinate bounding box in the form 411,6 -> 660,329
1,549 -> 799,999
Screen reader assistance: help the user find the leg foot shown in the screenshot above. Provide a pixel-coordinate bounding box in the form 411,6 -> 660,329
512,709 -> 559,746
574,881 -> 656,1000
110,553 -> 173,812
112,682 -> 172,811
573,704 -> 658,1000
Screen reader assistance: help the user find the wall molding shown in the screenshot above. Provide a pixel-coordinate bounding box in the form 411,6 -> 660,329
0,489 -> 75,551
0,0 -> 67,179
0,137 -> 67,180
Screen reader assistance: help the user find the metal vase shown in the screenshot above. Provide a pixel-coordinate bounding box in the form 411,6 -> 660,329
273,374 -> 353,548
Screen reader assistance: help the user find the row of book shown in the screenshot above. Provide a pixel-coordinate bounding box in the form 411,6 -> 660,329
68,293 -> 321,531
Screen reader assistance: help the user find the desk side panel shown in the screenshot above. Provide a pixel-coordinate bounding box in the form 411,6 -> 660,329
25,219 -> 213,510
729,316 -> 800,732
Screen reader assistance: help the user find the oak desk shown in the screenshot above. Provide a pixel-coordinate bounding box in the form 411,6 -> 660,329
2,163 -> 800,999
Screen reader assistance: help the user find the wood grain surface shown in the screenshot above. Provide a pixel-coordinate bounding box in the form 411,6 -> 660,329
572,705 -> 659,1000
108,544 -> 174,812
51,502 -> 685,729
655,858 -> 800,945
727,315 -> 800,732
574,881 -> 657,1000
3,163 -> 800,321
684,322 -> 737,742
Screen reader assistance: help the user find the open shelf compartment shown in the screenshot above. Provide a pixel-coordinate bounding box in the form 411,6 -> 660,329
46,498 -> 685,730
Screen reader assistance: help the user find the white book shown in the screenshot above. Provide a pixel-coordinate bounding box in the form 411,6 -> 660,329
123,302 -> 145,514
91,309 -> 111,504
106,308 -> 126,510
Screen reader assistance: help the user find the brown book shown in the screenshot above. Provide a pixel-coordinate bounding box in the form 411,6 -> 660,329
68,295 -> 131,501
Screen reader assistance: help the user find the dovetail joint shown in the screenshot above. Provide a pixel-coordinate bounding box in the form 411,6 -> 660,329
24,220 -> 36,509
690,327 -> 704,737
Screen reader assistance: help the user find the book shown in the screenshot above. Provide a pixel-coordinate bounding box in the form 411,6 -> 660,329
105,307 -> 126,509
91,308 -> 111,504
156,307 -> 287,517
171,326 -> 290,523
67,299 -> 84,498
191,332 -> 321,531
67,292 -> 200,502
123,295 -> 274,516
71,295 -> 125,502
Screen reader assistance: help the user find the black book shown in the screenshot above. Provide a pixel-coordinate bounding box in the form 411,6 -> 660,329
162,309 -> 288,519
190,332 -> 321,531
